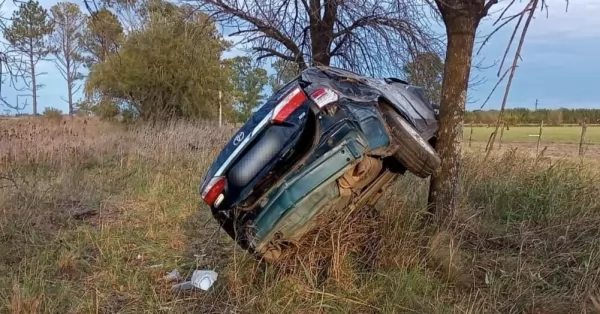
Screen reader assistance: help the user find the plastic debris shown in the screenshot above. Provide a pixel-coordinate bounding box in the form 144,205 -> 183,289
163,269 -> 181,282
170,270 -> 218,292
191,270 -> 218,291
171,281 -> 194,292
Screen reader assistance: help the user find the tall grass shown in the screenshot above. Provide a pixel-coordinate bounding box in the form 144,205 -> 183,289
1,117 -> 599,313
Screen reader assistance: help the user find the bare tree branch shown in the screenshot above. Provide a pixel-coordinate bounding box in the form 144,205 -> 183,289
485,0 -> 541,158
482,0 -> 499,18
196,0 -> 443,76
478,65 -> 511,110
495,3 -> 533,76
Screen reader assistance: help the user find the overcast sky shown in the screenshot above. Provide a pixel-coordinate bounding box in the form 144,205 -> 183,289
1,0 -> 597,114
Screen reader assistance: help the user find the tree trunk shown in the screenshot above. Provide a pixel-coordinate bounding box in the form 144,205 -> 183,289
68,81 -> 73,117
309,0 -> 336,66
30,52 -> 37,116
427,13 -> 480,223
67,52 -> 73,117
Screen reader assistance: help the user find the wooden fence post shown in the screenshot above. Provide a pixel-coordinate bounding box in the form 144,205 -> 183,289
469,123 -> 474,148
536,120 -> 544,155
579,118 -> 588,157
499,122 -> 505,150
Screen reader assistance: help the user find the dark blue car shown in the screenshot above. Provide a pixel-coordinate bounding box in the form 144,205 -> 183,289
200,66 -> 440,260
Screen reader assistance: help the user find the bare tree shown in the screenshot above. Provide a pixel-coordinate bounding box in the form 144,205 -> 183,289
197,0 -> 443,76
0,0 -> 33,112
0,44 -> 31,112
3,0 -> 54,116
427,0 -> 550,223
50,2 -> 86,116
484,0 -> 542,156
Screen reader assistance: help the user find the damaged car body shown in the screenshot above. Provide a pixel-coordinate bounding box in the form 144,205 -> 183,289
200,66 -> 441,260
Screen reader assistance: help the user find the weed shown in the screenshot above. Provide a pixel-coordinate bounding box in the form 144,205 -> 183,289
1,117 -> 599,313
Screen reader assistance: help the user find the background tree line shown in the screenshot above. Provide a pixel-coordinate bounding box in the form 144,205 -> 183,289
6,0 -> 590,127
466,108 -> 600,126
0,0 -> 303,122
0,0 -> 448,124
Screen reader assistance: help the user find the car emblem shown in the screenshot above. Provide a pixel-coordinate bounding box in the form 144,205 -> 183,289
233,131 -> 245,146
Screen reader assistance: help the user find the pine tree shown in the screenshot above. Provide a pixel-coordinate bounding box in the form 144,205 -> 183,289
49,2 -> 86,116
80,8 -> 123,68
4,0 -> 54,115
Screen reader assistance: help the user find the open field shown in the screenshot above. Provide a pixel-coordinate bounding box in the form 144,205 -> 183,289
464,126 -> 600,145
466,141 -> 600,160
2,117 -> 600,313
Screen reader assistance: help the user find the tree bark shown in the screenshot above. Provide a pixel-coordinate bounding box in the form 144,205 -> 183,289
66,42 -> 73,117
68,79 -> 73,117
30,52 -> 37,116
427,6 -> 482,223
309,0 -> 336,66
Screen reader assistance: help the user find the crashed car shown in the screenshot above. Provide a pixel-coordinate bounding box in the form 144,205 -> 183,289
200,66 -> 440,260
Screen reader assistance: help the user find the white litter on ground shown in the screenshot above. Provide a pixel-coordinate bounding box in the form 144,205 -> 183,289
170,269 -> 218,292
191,270 -> 218,291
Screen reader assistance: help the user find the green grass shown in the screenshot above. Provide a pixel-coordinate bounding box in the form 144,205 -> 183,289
2,118 -> 600,313
463,126 -> 600,144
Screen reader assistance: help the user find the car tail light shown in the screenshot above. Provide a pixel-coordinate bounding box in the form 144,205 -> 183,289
310,87 -> 339,109
272,87 -> 307,124
201,176 -> 226,207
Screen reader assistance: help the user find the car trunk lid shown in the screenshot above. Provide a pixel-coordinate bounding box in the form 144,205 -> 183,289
201,80 -> 316,209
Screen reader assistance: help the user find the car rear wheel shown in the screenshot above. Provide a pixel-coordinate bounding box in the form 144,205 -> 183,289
380,103 -> 441,178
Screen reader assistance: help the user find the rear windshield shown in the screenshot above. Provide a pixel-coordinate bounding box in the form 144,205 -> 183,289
201,77 -> 301,186
272,76 -> 301,101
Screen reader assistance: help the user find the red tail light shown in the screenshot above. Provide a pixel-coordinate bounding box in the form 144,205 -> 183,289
272,87 -> 307,124
201,176 -> 226,207
310,87 -> 339,109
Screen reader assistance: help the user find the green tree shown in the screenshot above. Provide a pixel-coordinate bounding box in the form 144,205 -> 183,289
228,56 -> 268,122
4,0 -> 54,115
91,99 -> 120,121
79,8 -> 123,110
84,3 -> 230,121
403,52 -> 444,105
50,2 -> 86,116
268,59 -> 299,92
99,0 -> 145,31
80,8 -> 123,68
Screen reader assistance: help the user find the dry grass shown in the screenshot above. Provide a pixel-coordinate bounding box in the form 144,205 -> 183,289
1,116 -> 599,313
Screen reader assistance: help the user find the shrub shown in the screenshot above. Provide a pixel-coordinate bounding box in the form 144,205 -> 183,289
91,100 -> 120,121
43,107 -> 63,122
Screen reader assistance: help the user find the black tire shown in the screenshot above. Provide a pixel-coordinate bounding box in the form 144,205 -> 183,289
380,103 -> 441,178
